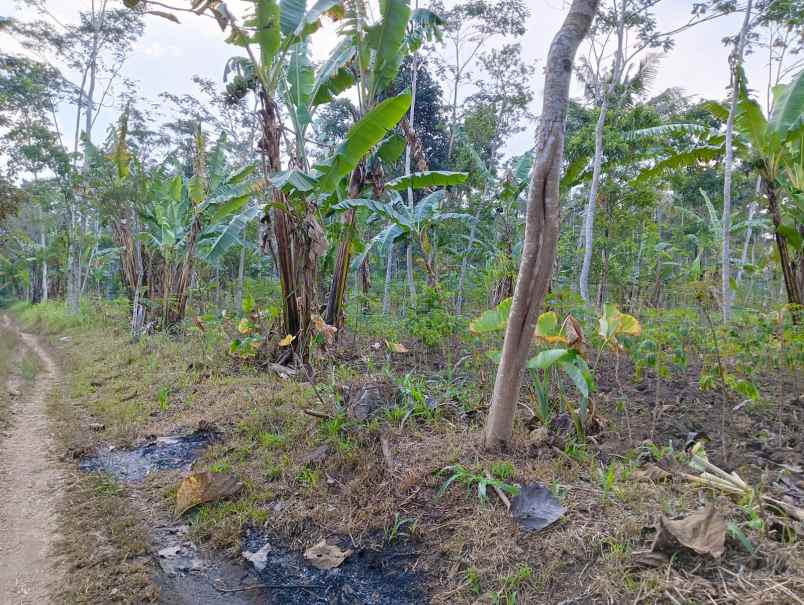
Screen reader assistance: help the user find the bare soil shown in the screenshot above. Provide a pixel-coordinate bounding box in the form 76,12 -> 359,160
0,315 -> 65,604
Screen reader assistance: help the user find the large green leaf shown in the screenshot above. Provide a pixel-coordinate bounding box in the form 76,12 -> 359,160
527,348 -> 571,371
317,91 -> 412,192
204,205 -> 261,265
331,197 -> 410,227
634,145 -> 723,184
287,41 -> 315,128
311,38 -> 356,106
414,189 -> 445,222
386,170 -> 468,191
376,133 -> 406,163
366,0 -> 411,96
769,69 -> 804,136
256,0 -> 281,68
280,0 -> 306,35
469,298 -> 512,335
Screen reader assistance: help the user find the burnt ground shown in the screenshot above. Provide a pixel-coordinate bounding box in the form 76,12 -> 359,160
24,317 -> 804,604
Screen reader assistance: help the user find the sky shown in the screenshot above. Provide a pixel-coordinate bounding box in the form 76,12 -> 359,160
0,0 -> 795,160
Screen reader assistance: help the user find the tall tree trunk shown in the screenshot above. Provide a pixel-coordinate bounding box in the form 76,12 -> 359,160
484,0 -> 597,450
721,0 -> 753,321
405,50 -> 420,300
456,203 -> 483,315
579,0 -> 625,304
40,218 -> 48,304
736,178 -> 761,284
580,95 -> 609,303
235,241 -> 247,312
382,243 -> 394,314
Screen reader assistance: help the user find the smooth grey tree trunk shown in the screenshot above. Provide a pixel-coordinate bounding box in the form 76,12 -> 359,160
579,0 -> 626,304
456,202 -> 484,315
382,243 -> 394,314
484,0 -> 597,450
40,214 -> 48,304
721,0 -> 753,322
404,51 -> 419,302
235,242 -> 247,311
579,97 -> 609,303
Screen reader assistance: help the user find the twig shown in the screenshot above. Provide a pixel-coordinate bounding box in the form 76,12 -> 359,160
303,408 -> 333,420
484,471 -> 511,510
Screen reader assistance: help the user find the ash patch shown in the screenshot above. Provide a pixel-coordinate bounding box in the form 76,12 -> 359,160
78,430 -> 215,483
241,530 -> 427,605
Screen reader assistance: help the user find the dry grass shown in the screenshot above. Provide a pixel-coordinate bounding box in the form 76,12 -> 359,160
35,316 -> 804,605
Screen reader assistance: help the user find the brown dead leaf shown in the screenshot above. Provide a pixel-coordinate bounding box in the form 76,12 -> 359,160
304,540 -> 352,570
633,463 -> 671,483
651,504 -> 726,558
385,340 -> 409,353
312,314 -> 337,345
174,471 -> 243,517
629,550 -> 669,568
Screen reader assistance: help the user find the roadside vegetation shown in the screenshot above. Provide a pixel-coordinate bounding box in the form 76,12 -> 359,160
1,0 -> 803,603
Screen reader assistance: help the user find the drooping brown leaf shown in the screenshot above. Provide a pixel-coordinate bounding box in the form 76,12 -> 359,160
304,540 -> 352,570
651,505 -> 726,558
174,471 -> 243,517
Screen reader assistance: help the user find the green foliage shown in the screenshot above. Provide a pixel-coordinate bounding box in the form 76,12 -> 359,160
437,464 -> 519,503
405,288 -> 459,349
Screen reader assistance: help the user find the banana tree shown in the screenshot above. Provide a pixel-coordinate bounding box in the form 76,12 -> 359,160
636,69 -> 804,313
113,125 -> 263,331
332,184 -> 472,285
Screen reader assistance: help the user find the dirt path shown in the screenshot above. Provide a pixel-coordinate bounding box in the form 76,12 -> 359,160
0,316 -> 64,604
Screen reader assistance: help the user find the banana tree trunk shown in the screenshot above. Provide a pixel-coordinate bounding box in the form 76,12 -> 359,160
325,169 -> 364,328
766,180 -> 802,319
484,0 -> 597,450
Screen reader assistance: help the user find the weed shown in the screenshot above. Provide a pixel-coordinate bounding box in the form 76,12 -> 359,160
490,461 -> 516,481
385,512 -> 417,542
438,464 -> 519,503
297,466 -> 321,490
258,431 -> 286,449
157,386 -> 170,411
465,567 -> 482,595
20,352 -> 39,381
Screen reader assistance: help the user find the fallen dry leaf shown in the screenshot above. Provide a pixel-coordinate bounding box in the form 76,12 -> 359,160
279,334 -> 295,347
652,504 -> 726,558
174,471 -> 243,517
385,340 -> 409,353
632,463 -> 671,483
304,540 -> 352,570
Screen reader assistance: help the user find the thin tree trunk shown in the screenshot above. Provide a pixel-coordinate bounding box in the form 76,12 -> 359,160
737,177 -> 761,284
235,241 -> 247,311
382,243 -> 394,314
40,216 -> 48,304
484,0 -> 597,450
456,202 -> 483,315
579,0 -> 626,304
722,0 -> 753,321
405,47 -> 420,300
580,95 -> 609,303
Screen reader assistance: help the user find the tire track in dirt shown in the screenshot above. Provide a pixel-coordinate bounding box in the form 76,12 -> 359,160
0,316 -> 64,604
